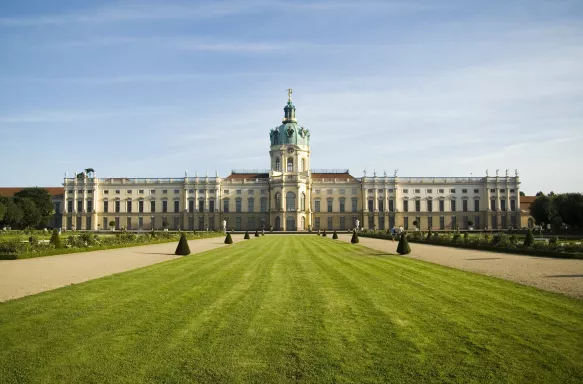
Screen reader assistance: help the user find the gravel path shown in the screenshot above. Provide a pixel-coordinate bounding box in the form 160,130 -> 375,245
338,234 -> 583,299
0,235 -> 245,302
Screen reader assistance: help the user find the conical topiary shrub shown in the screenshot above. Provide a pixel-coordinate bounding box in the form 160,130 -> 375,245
175,234 -> 191,256
322,230 -> 327,237
244,230 -> 250,239
49,229 -> 62,248
523,228 -> 535,247
255,230 -> 259,237
332,230 -> 338,239
397,233 -> 411,255
351,230 -> 359,244
225,232 -> 233,244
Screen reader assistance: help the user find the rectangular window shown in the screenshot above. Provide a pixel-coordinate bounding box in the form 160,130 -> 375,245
427,200 -> 432,212
510,200 -> 516,211
162,190 -> 168,194
352,188 -> 357,194
491,199 -> 496,211
138,190 -> 144,194
511,215 -> 517,228
501,215 -> 507,229
490,189 -> 496,193
103,217 -> 108,229
115,190 -> 120,194
174,200 -> 179,213
260,198 -> 267,212
474,189 -> 479,193
426,189 -> 432,194
367,200 -> 373,211
248,190 -> 254,195
474,200 -> 479,212
327,217 -> 333,229
462,189 -> 468,193
315,200 -> 321,212
138,217 -> 143,229
315,217 -> 321,229
327,199 -> 333,212
438,189 -> 444,193
103,201 -> 109,213
450,189 -> 456,193
389,199 -> 394,212
439,200 -> 444,212
188,200 -> 194,213
103,190 -> 109,195
174,189 -> 179,194
315,189 -> 320,194
209,200 -> 215,212
224,190 -> 230,194
367,189 -> 373,193
340,199 -> 345,212
162,201 -> 168,213
139,200 -> 144,213
236,199 -> 242,213
415,200 -> 420,212
127,201 -> 132,213
261,189 -> 266,194
462,200 -> 468,212
501,200 -> 506,211
150,190 -> 156,195
77,200 -> 83,212
403,200 -> 409,212
236,190 -> 242,195
452,216 -> 457,229
223,200 -> 229,213
351,198 -> 357,212
404,217 -> 409,230
150,201 -> 155,213
248,198 -> 254,212
414,189 -> 420,193
340,216 -> 346,230
115,200 -> 121,213
451,200 -> 456,211
198,189 -> 204,194
199,200 -> 204,213
475,216 -> 480,229
440,216 -> 445,230
403,189 -> 408,193
378,200 -> 384,212
188,189 -> 194,194
388,189 -> 394,193
428,216 -> 433,229
127,190 -> 132,194
510,189 -> 515,193
327,189 -> 333,194
500,189 -> 505,193
339,189 -> 345,194
86,200 -> 92,213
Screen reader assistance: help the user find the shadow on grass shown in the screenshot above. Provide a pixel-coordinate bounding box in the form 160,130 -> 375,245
545,274 -> 583,278
134,252 -> 175,256
465,257 -> 503,261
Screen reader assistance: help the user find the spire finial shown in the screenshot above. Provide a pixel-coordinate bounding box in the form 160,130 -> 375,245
287,88 -> 293,102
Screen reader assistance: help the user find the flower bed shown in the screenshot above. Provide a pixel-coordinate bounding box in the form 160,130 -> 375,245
358,230 -> 583,260
0,231 -> 223,260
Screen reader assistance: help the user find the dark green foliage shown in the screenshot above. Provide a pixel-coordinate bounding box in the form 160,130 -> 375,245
509,234 -> 518,244
13,187 -> 54,228
332,231 -> 338,239
350,230 -> 359,244
0,201 -> 6,222
523,229 -> 535,247
28,236 -> 39,246
549,236 -> 559,245
224,232 -> 233,244
108,220 -> 116,229
397,233 -> 411,255
0,197 -> 24,228
49,229 -> 62,248
322,230 -> 327,237
255,230 -> 259,237
452,232 -> 461,243
244,231 -> 250,239
175,234 -> 191,256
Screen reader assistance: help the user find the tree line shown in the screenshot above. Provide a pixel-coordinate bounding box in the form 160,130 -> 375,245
530,193 -> 583,230
0,188 -> 55,229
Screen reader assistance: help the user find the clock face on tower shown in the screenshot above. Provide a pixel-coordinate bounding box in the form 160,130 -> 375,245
287,146 -> 295,154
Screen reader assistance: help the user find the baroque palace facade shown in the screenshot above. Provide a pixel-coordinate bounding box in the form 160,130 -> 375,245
61,93 -> 525,232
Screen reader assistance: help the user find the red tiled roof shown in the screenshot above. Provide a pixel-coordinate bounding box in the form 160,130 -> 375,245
225,173 -> 269,180
0,187 -> 63,197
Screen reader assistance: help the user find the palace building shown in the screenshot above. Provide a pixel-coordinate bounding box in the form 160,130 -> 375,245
60,93 -> 526,232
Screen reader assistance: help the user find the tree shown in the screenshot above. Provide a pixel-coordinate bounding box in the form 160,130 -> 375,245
244,230 -> 250,239
224,232 -> 233,244
523,229 -> 535,247
350,230 -> 359,244
548,191 -> 556,196
0,197 -> 23,228
412,220 -> 418,227
15,197 -> 42,229
554,193 -> 583,229
332,230 -> 338,239
535,191 -> 545,197
14,188 -> 54,228
519,191 -> 526,196
529,195 -> 554,225
109,220 -> 116,230
49,229 -> 62,248
175,234 -> 191,255
467,220 -> 474,226
0,201 -> 6,222
162,219 -> 169,229
396,233 -> 411,255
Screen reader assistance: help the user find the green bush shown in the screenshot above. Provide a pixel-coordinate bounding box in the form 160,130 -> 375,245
397,233 -> 411,255
244,231 -> 250,240
509,235 -> 518,244
549,236 -> 559,246
332,231 -> 338,239
49,229 -> 62,248
224,233 -> 233,244
175,234 -> 191,256
28,235 -> 39,246
463,232 -> 469,242
350,230 -> 359,244
452,232 -> 461,243
523,229 -> 535,247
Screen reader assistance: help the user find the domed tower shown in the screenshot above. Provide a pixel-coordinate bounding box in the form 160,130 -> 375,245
268,89 -> 311,231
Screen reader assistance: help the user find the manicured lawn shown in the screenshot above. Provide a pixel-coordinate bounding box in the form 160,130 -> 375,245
0,236 -> 581,383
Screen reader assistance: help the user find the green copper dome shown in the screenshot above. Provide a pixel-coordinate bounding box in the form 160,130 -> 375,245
269,101 -> 310,146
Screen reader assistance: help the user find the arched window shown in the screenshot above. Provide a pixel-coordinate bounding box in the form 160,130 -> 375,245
301,216 -> 306,230
301,192 -> 306,211
287,158 -> 293,172
275,193 -> 281,210
275,158 -> 281,171
301,158 -> 306,172
286,192 -> 296,211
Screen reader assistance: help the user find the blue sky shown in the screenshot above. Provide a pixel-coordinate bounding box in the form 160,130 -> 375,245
1,0 -> 582,194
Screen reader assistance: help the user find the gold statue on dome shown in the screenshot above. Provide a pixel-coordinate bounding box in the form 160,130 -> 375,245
287,88 -> 293,102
